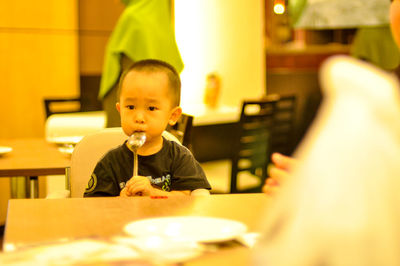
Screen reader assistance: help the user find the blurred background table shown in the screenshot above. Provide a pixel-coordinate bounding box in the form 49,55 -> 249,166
0,138 -> 70,198
4,194 -> 269,264
186,105 -> 240,162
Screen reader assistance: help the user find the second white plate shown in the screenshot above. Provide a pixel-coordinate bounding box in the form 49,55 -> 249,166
47,136 -> 83,145
0,146 -> 12,156
124,216 -> 248,243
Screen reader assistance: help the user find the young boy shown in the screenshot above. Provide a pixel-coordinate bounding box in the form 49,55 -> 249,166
84,59 -> 211,197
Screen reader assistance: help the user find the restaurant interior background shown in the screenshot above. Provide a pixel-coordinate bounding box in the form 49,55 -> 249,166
0,0 -> 371,226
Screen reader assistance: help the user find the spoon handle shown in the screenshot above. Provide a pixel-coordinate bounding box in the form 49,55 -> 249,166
133,150 -> 138,177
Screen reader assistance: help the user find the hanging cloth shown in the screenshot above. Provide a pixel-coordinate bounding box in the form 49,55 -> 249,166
99,0 -> 184,99
351,26 -> 400,70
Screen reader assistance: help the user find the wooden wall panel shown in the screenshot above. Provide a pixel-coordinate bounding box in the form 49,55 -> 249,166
78,0 -> 124,75
0,0 -> 77,29
0,33 -> 79,138
0,1 -> 79,139
79,0 -> 124,31
79,34 -> 109,75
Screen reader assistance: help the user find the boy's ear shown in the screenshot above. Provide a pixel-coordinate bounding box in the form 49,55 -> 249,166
169,106 -> 182,126
116,102 -> 121,113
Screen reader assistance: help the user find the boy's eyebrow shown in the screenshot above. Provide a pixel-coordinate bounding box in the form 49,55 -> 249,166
146,98 -> 162,103
123,97 -> 162,104
123,97 -> 136,101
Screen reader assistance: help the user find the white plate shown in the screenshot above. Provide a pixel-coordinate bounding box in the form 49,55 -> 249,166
58,146 -> 74,155
0,146 -> 12,156
47,136 -> 83,145
124,216 -> 248,243
114,236 -> 203,263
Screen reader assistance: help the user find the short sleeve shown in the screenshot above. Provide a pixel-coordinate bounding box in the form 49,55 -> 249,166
83,156 -> 121,197
170,145 -> 211,191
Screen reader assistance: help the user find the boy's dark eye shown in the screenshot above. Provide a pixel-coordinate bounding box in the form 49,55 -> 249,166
148,106 -> 157,111
127,105 -> 135,110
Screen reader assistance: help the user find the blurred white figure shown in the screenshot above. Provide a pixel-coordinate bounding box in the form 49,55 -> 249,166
255,55 -> 400,266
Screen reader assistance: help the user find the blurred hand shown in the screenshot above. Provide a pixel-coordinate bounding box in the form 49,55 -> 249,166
262,153 -> 297,195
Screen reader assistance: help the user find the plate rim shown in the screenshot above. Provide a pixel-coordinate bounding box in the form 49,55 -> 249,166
58,146 -> 74,155
46,136 -> 83,144
0,146 -> 13,155
123,216 -> 248,243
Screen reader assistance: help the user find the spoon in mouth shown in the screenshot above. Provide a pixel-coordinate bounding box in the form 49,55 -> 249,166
127,132 -> 146,177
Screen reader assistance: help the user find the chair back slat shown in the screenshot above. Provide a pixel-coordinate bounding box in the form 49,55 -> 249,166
230,94 -> 297,193
44,98 -> 82,118
230,98 -> 278,193
270,95 -> 297,155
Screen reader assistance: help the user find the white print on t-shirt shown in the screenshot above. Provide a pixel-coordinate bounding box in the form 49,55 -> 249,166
119,174 -> 172,191
150,174 -> 171,186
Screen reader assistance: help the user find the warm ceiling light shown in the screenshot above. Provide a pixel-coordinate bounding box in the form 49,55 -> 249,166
274,3 -> 285,15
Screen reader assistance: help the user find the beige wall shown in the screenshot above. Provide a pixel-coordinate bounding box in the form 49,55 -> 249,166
175,0 -> 266,109
0,0 -> 79,139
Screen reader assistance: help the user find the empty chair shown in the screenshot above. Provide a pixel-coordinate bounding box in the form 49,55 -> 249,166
44,97 -> 82,118
230,97 -> 278,193
43,97 -> 107,144
269,94 -> 297,156
45,112 -> 107,144
202,96 -> 280,193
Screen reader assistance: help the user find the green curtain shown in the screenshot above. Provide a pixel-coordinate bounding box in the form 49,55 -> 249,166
99,0 -> 184,99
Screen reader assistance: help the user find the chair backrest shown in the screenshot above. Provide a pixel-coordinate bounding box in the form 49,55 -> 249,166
230,97 -> 279,193
44,98 -> 82,118
270,94 -> 297,155
166,113 -> 194,149
45,111 -> 107,144
70,128 -> 183,198
70,127 -> 127,197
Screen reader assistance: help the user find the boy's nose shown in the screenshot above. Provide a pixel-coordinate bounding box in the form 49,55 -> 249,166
134,111 -> 145,123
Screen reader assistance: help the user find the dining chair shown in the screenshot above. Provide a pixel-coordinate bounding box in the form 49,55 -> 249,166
269,94 -> 297,156
45,111 -> 107,144
229,97 -> 280,193
43,97 -> 82,118
202,95 -> 294,193
69,127 -> 127,197
43,76 -> 102,118
46,127 -> 208,198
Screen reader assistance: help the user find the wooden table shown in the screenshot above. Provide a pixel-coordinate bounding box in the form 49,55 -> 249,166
4,194 -> 270,265
0,138 -> 71,198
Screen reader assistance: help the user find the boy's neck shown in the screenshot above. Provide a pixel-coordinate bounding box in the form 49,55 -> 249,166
135,135 -> 164,156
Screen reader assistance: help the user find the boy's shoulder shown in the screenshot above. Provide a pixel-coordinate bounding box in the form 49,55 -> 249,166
162,137 -> 192,155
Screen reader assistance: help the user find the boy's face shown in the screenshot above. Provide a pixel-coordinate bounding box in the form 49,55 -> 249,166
116,70 -> 182,144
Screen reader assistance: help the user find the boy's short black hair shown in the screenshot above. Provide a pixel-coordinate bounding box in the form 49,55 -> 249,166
118,59 -> 181,107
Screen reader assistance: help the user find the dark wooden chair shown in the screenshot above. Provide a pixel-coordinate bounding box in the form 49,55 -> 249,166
201,94 -> 297,194
269,94 -> 297,156
43,98 -> 82,118
166,113 -> 194,150
230,97 -> 279,193
44,75 -> 103,118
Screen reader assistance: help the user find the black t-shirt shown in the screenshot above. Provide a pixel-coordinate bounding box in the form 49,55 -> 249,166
84,138 -> 211,197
